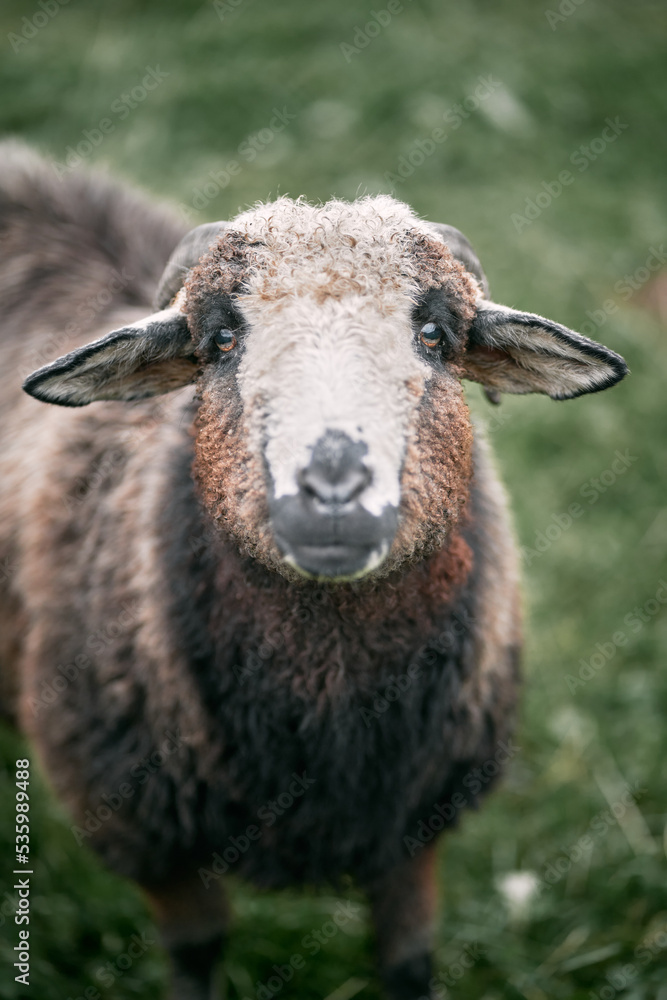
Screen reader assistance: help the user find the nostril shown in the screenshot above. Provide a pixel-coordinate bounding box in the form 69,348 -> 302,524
298,464 -> 371,506
342,465 -> 372,502
297,430 -> 372,508
299,473 -> 319,499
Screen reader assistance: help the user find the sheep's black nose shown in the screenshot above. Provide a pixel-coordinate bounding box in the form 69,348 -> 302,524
298,430 -> 371,507
268,428 -> 398,580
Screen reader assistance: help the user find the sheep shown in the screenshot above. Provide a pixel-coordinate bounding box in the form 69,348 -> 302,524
0,141 -> 627,1000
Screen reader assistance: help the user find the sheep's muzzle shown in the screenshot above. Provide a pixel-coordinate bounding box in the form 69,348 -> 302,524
268,430 -> 398,580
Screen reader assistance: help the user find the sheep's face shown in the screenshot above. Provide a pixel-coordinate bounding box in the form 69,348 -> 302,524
23,195 -> 627,583
186,198 -> 479,581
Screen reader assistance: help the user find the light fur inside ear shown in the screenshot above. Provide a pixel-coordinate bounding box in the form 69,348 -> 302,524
22,303 -> 197,406
464,300 -> 628,400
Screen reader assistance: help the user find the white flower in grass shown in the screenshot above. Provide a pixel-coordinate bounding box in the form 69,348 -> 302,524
495,870 -> 541,921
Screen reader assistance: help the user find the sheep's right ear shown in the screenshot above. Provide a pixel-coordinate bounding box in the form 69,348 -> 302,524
22,305 -> 198,406
463,301 -> 628,400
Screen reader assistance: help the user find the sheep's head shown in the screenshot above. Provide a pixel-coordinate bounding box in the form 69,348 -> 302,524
24,196 -> 627,582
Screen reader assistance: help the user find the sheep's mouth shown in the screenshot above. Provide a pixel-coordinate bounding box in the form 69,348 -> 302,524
276,538 -> 391,581
270,499 -> 398,581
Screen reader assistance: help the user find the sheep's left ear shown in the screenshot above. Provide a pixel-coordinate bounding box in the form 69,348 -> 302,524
463,302 -> 628,400
22,305 -> 198,406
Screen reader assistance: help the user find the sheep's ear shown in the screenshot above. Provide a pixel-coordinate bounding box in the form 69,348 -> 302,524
463,302 -> 628,400
22,306 -> 198,406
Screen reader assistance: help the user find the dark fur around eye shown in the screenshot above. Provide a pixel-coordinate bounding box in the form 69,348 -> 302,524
412,289 -> 462,359
192,294 -> 245,357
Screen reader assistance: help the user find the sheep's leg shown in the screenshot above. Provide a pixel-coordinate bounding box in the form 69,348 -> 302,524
143,870 -> 229,1000
366,843 -> 439,1000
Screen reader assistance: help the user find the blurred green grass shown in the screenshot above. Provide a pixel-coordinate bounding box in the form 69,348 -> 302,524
0,0 -> 666,997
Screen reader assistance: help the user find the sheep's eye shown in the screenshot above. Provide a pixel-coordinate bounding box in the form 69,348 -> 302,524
420,322 -> 442,347
214,329 -> 237,352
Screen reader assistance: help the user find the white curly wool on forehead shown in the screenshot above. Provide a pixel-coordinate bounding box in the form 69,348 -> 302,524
230,194 -> 431,305
227,196 -> 441,517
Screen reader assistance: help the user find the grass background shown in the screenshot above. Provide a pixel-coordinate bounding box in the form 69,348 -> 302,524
0,0 -> 666,997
